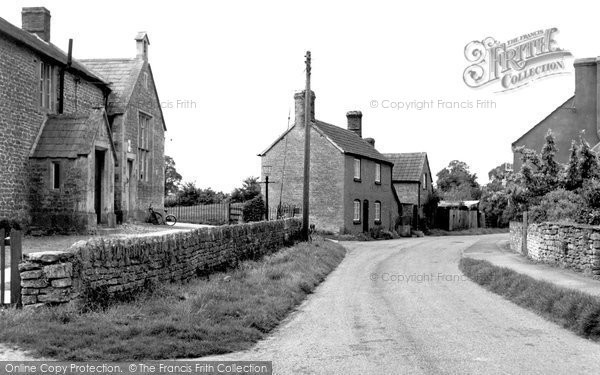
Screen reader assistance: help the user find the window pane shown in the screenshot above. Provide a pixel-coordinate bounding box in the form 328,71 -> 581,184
376,163 -> 381,182
354,159 -> 360,179
375,202 -> 381,221
354,201 -> 360,221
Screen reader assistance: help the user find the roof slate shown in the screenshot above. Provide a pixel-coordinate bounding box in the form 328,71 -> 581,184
0,15 -> 108,86
32,110 -> 106,158
383,152 -> 427,181
79,58 -> 144,114
313,120 -> 392,163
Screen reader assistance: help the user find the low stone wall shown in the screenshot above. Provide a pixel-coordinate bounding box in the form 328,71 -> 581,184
19,218 -> 302,306
509,221 -> 600,279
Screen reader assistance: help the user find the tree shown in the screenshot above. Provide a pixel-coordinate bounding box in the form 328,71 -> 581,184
177,181 -> 201,206
230,177 -> 261,203
435,160 -> 481,200
164,155 -> 182,196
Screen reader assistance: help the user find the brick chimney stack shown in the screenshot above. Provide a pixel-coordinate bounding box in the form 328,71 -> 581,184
22,7 -> 51,42
294,90 -> 315,127
346,111 -> 362,138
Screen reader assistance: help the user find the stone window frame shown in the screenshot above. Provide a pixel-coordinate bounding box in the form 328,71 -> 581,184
354,158 -> 361,182
50,160 -> 62,190
138,111 -> 153,182
143,72 -> 149,90
39,61 -> 57,112
374,201 -> 381,224
375,163 -> 381,185
353,199 -> 361,223
422,173 -> 427,190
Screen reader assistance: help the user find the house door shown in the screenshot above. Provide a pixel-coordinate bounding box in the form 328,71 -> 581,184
94,150 -> 106,224
363,200 -> 369,233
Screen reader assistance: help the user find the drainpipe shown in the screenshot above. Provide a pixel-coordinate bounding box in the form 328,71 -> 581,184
417,182 -> 421,230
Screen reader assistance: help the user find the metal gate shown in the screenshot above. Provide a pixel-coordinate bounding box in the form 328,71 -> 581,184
1,229 -> 22,306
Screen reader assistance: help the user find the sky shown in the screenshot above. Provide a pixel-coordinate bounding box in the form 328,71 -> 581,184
0,0 -> 594,193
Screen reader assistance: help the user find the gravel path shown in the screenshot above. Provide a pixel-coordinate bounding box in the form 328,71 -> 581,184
201,234 -> 600,374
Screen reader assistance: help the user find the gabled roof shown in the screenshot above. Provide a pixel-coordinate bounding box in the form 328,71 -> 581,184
512,95 -> 575,147
383,152 -> 428,181
80,58 -> 167,130
30,109 -> 116,161
0,15 -> 108,87
79,58 -> 143,114
258,121 -> 392,164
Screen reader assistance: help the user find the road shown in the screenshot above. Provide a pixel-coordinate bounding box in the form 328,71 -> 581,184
202,234 -> 600,374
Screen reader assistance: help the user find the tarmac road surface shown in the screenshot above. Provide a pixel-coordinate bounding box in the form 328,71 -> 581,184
201,234 -> 600,375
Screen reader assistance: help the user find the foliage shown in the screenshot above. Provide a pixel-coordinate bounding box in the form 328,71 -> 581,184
164,155 -> 182,196
231,176 -> 261,203
529,189 -> 585,223
173,181 -> 229,206
435,160 -> 481,200
242,195 -> 265,222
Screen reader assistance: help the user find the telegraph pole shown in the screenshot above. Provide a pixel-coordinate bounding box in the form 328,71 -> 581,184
302,51 -> 311,240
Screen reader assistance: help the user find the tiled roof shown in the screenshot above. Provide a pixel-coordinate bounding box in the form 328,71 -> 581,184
79,58 -> 144,114
31,110 -> 107,158
313,120 -> 392,164
383,152 -> 427,181
0,15 -> 108,86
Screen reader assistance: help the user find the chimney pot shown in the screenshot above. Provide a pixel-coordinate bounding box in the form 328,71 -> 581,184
346,110 -> 363,138
22,7 -> 51,42
365,137 -> 375,147
294,90 -> 316,127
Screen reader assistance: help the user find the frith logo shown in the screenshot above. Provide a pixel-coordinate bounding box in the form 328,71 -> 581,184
463,28 -> 572,92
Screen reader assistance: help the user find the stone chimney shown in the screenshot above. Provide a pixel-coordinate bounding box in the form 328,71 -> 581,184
573,58 -> 597,112
346,111 -> 362,138
135,32 -> 150,61
294,90 -> 315,127
365,137 -> 375,147
22,7 -> 51,42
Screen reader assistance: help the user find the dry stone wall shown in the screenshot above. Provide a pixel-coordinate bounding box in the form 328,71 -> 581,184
509,221 -> 600,279
19,219 -> 302,306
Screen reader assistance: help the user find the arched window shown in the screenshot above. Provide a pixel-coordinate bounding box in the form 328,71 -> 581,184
353,200 -> 361,222
374,201 -> 381,223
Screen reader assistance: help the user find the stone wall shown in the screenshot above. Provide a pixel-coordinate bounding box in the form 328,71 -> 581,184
509,221 -> 600,279
19,219 -> 302,306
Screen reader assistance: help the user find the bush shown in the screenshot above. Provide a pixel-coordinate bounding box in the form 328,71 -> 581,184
242,195 -> 265,222
529,189 -> 585,223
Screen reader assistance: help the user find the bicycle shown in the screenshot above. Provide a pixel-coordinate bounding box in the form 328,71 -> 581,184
148,205 -> 177,226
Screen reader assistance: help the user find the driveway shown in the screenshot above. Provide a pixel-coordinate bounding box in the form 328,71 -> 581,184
202,234 -> 600,374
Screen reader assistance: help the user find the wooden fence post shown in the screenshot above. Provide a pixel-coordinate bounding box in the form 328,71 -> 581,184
10,230 -> 22,306
522,211 -> 528,256
0,228 -> 5,305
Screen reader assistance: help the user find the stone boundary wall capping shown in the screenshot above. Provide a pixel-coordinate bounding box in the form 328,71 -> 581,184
509,221 -> 600,279
19,218 -> 302,306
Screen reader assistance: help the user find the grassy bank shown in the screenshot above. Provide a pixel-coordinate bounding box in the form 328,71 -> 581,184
0,237 -> 346,360
459,257 -> 600,341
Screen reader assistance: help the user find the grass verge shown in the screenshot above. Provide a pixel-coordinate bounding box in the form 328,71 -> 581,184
459,257 -> 600,341
0,237 -> 346,360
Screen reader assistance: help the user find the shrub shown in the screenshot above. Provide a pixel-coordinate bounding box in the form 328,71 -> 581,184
529,189 -> 585,223
242,195 -> 265,222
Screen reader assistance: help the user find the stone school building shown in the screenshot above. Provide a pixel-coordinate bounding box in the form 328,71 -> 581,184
0,7 -> 166,232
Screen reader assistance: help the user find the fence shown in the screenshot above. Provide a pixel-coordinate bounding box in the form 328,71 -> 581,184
164,201 -> 300,225
1,229 -> 22,306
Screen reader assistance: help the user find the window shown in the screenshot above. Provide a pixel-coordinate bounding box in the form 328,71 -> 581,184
51,162 -> 60,189
143,72 -> 149,89
138,113 -> 152,181
422,173 -> 427,189
375,163 -> 381,184
353,200 -> 361,222
354,158 -> 361,181
39,62 -> 56,111
374,201 -> 381,223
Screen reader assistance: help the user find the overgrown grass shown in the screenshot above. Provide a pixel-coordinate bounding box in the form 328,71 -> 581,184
459,257 -> 600,340
0,237 -> 345,360
428,227 -> 509,236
